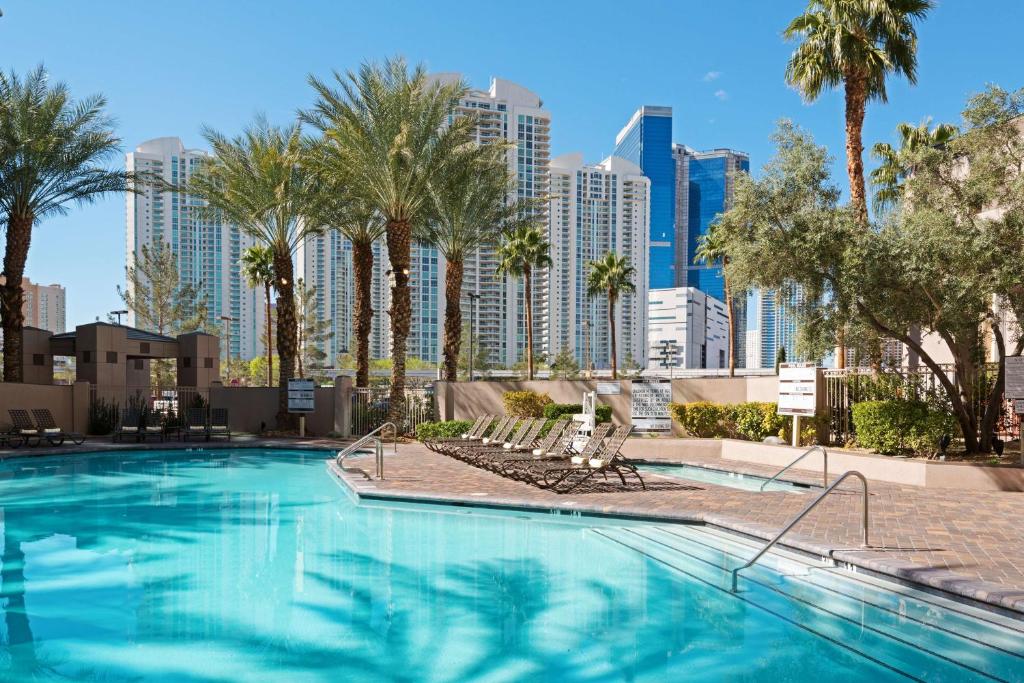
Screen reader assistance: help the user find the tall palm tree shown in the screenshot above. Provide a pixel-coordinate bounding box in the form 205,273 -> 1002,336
585,252 -> 636,380
870,118 -> 958,213
334,203 -> 385,388
417,145 -> 523,382
187,118 -> 325,427
784,0 -> 932,227
0,66 -> 134,382
304,57 -> 476,426
241,245 -> 276,387
694,225 -> 736,377
496,224 -> 551,381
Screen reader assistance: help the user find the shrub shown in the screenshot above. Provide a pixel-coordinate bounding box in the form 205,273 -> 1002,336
88,397 -> 119,435
416,420 -> 474,441
730,402 -> 787,442
669,401 -> 731,438
502,390 -> 552,417
851,400 -> 955,456
543,402 -> 613,423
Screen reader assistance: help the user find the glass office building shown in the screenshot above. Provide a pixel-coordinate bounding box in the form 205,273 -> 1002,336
613,106 -> 676,290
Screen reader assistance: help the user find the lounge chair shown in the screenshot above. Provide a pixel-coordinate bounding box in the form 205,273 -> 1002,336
505,423 -> 613,486
443,417 -> 518,457
209,408 -> 231,441
113,408 -> 142,443
462,418 -> 545,465
8,409 -> 42,446
30,408 -> 86,446
424,415 -> 494,452
455,418 -> 534,462
140,409 -> 166,443
487,420 -> 582,476
534,425 -> 643,494
183,407 -> 209,441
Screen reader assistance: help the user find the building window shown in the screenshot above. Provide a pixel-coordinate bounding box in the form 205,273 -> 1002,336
140,342 -> 151,354
106,351 -> 118,364
82,351 -> 92,364
204,357 -> 214,369
135,359 -> 144,370
182,357 -> 192,368
32,354 -> 45,366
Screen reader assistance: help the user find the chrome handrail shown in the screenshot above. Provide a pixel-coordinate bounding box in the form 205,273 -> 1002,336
760,444 -> 828,491
732,470 -> 869,592
336,422 -> 398,479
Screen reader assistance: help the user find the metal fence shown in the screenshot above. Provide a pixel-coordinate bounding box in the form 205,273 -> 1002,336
823,364 -> 1017,446
88,385 -> 210,434
351,382 -> 435,436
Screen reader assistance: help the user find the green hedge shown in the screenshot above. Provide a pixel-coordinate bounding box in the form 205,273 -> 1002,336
542,403 -> 612,423
668,401 -> 788,441
851,400 -> 954,456
415,420 -> 474,441
502,391 -> 553,417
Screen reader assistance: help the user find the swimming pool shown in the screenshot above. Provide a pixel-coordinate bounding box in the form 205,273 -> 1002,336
0,448 -> 1020,681
641,462 -> 814,493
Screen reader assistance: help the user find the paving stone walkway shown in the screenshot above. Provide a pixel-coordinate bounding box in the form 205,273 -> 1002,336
337,441 -> 1024,615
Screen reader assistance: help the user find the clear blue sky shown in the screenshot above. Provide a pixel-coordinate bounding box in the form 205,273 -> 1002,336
2,0 -> 1021,327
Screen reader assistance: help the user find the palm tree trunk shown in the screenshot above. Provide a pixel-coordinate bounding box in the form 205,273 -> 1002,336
724,272 -> 735,377
273,249 -> 297,429
608,289 -> 618,380
352,238 -> 375,388
264,283 -> 273,387
524,265 -> 534,381
386,219 -> 412,428
844,73 -> 870,227
1,213 -> 32,383
442,258 -> 463,383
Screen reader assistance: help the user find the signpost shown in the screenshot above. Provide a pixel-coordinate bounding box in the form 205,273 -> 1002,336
777,362 -> 818,447
631,379 -> 672,433
288,378 -> 315,437
1006,357 -> 1024,464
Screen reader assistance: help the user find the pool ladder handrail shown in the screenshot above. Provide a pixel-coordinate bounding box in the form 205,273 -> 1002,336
760,444 -> 828,491
336,422 -> 398,480
732,470 -> 869,592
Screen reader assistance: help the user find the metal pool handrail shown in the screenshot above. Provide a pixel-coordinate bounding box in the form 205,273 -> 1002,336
336,422 -> 397,480
732,470 -> 869,592
760,444 -> 828,491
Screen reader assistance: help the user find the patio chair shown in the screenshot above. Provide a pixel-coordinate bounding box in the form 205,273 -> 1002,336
442,417 -> 518,457
424,415 -> 494,452
457,419 -> 535,462
140,409 -> 166,443
468,418 -> 551,467
183,407 -> 210,441
209,408 -> 231,441
506,423 -> 613,487
113,407 -> 142,443
536,425 -> 643,494
488,420 -> 583,476
31,408 -> 86,446
8,409 -> 42,446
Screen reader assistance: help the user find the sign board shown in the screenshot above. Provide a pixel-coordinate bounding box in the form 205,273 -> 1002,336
287,378 -> 316,413
631,379 -> 672,433
1006,356 -> 1024,399
1014,399 -> 1024,416
596,382 -> 621,396
778,362 -> 818,417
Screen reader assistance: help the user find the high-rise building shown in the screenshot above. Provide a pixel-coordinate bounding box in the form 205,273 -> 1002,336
548,153 -> 650,369
647,287 -> 729,370
21,277 -> 66,334
126,137 -> 264,361
745,288 -> 806,369
613,106 -> 676,290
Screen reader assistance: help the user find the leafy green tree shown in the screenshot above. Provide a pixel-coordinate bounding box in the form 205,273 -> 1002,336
550,345 -> 580,380
585,251 -> 636,380
870,118 -> 958,214
0,66 -> 136,381
784,0 -> 932,226
304,56 -> 476,424
187,118 -> 325,428
241,244 -> 276,386
775,347 -> 787,375
120,242 -> 209,389
295,278 -> 333,383
457,322 -> 491,380
497,224 -> 552,380
248,355 -> 280,387
695,224 -> 737,377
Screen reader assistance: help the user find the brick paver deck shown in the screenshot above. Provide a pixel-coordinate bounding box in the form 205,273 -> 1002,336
336,441 -> 1024,615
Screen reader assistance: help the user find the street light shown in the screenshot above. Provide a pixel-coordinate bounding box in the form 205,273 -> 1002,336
110,309 -> 128,325
465,292 -> 480,381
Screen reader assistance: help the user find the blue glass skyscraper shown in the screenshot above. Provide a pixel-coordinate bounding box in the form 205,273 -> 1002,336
614,106 -> 676,289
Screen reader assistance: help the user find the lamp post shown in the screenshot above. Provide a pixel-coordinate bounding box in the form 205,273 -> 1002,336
220,315 -> 234,382
110,309 -> 128,325
583,318 -> 592,379
465,292 -> 479,381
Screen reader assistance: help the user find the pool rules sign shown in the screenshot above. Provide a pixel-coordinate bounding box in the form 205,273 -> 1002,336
778,363 -> 818,446
287,378 -> 315,413
631,379 -> 672,433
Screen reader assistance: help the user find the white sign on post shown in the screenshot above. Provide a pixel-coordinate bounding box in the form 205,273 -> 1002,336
777,363 -> 818,417
287,378 -> 316,413
631,379 -> 672,433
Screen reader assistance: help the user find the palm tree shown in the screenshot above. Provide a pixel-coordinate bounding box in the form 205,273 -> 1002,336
496,224 -> 551,381
187,118 -> 325,427
304,57 -> 476,426
0,66 -> 134,382
417,145 -> 524,382
694,225 -> 736,377
870,118 -> 958,213
241,245 -> 276,387
784,0 -> 933,226
585,252 -> 636,380
333,203 -> 385,388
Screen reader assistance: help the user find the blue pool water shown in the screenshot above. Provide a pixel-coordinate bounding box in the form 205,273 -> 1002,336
641,463 -> 814,493
0,449 -> 1021,682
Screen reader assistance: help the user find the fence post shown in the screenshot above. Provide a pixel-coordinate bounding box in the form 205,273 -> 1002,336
335,375 -> 352,438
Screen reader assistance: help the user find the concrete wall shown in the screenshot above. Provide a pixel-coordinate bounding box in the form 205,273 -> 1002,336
208,383 -> 343,436
0,381 -> 87,434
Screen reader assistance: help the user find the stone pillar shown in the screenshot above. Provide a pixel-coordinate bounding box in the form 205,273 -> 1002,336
334,375 -> 352,437
71,380 -> 90,434
22,327 -> 54,385
176,332 -> 220,388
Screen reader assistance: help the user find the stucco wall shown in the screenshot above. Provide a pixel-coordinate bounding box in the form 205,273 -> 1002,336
209,385 -> 339,436
0,382 -> 81,433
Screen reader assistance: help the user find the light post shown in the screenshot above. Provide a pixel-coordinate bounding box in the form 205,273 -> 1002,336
220,315 -> 234,382
583,318 -> 592,379
110,309 -> 128,325
465,292 -> 480,381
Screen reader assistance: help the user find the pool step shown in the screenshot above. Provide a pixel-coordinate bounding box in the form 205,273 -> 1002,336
594,525 -> 1022,682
